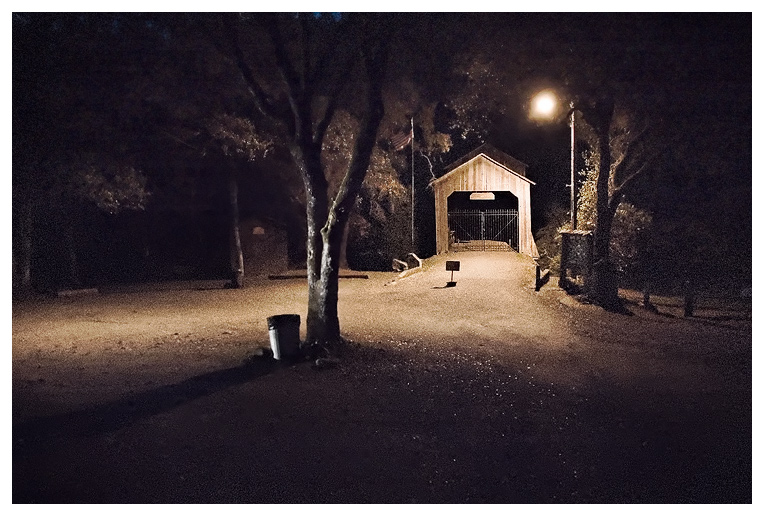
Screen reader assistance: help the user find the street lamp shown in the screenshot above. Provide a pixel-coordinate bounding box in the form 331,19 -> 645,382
530,89 -> 558,120
530,90 -> 577,230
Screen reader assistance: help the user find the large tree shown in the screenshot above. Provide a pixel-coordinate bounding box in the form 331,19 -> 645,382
216,13 -> 394,345
573,97 -> 662,306
560,14 -> 749,305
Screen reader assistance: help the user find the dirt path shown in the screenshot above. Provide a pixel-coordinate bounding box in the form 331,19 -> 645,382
12,252 -> 751,503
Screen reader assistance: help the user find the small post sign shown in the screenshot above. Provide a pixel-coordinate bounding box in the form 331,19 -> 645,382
446,260 -> 460,286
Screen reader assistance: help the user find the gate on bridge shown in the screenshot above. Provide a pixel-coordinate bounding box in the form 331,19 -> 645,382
448,209 -> 519,251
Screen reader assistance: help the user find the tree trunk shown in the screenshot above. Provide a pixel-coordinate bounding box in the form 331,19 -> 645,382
14,196 -> 33,295
637,229 -> 653,310
293,143 -> 332,344
227,171 -> 245,288
586,98 -> 620,308
58,208 -> 81,289
305,195 -> 333,342
20,198 -> 33,290
591,196 -> 620,307
305,201 -> 356,345
301,32 -> 388,346
312,221 -> 345,342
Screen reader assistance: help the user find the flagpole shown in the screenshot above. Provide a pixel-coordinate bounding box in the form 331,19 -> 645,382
410,117 -> 415,250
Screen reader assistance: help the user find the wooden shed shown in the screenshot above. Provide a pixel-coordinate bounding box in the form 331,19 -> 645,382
239,217 -> 289,277
431,144 -> 538,257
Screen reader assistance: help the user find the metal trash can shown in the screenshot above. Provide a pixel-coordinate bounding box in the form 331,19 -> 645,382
267,314 -> 301,360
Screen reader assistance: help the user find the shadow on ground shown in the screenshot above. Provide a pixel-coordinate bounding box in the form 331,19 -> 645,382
14,359 -> 279,446
13,342 -> 751,504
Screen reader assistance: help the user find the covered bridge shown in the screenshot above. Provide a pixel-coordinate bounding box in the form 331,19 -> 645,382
431,144 -> 538,257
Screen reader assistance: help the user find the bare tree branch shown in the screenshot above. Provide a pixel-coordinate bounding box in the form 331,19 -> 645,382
419,151 -> 437,181
612,150 -> 661,198
299,14 -> 312,94
610,123 -> 650,177
325,35 -> 389,234
160,130 -> 203,153
261,17 -> 302,100
312,57 -> 355,147
260,15 -> 302,93
223,14 -> 283,123
311,18 -> 357,147
259,15 -> 314,145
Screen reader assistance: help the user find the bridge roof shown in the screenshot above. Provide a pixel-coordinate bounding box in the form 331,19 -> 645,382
432,143 -> 534,188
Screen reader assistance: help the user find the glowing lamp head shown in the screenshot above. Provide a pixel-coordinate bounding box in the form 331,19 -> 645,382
530,90 -> 559,120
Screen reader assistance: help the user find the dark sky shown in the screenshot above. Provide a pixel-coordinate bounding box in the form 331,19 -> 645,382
486,12 -> 752,216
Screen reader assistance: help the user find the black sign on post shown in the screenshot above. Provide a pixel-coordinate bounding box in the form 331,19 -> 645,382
446,261 -> 460,271
445,260 -> 460,286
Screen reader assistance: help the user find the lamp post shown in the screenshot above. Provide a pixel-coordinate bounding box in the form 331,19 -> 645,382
569,104 -> 576,230
531,90 -> 577,230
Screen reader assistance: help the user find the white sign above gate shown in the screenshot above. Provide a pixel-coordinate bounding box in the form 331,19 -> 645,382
469,192 -> 495,201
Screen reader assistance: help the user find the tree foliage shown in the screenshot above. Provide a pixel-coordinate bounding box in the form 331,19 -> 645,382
13,13 -> 156,290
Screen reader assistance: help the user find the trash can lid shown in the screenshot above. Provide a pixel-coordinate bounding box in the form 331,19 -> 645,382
267,314 -> 301,329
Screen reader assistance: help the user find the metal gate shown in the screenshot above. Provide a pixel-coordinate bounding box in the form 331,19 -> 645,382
448,209 -> 519,251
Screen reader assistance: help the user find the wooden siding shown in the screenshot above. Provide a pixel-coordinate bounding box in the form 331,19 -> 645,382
433,153 -> 538,257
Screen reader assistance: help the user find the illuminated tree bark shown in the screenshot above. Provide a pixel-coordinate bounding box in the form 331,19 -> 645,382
227,13 -> 390,345
228,171 -> 245,288
582,97 -> 619,307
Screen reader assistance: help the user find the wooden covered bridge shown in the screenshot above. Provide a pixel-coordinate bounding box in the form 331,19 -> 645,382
431,144 -> 538,257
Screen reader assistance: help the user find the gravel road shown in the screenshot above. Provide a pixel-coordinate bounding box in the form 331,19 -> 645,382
12,252 -> 751,503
